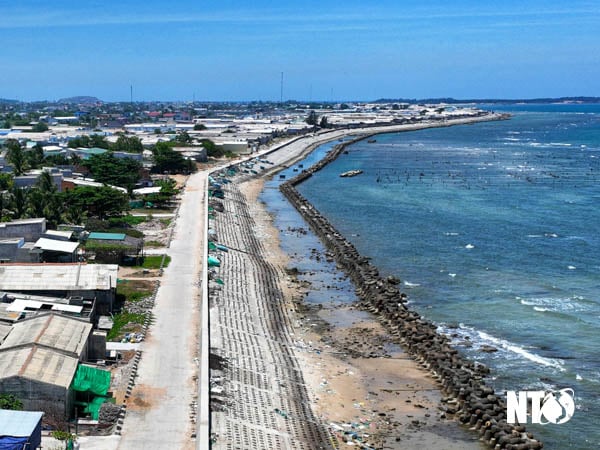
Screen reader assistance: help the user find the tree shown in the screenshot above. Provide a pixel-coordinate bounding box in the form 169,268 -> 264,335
111,134 -> 144,153
193,123 -> 206,131
319,115 -> 329,128
305,110 -> 318,126
9,185 -> 28,219
83,153 -> 142,190
0,394 -> 23,410
25,145 -> 44,170
62,186 -> 129,219
152,142 -> 194,174
0,173 -> 14,191
200,139 -> 223,158
32,122 -> 49,132
175,131 -> 192,144
67,134 -> 110,149
5,140 -> 26,175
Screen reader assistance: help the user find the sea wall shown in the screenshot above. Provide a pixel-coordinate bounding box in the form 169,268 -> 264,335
279,129 -> 543,450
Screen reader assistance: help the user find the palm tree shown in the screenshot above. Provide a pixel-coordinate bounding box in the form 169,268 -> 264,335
9,186 -> 27,219
6,142 -> 26,176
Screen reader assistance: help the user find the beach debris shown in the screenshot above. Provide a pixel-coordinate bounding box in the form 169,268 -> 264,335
274,408 -> 289,419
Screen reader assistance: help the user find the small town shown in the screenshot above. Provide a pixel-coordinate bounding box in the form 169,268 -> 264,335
0,98 -> 493,449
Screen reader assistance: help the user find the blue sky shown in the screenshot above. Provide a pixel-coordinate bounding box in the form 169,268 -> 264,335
0,0 -> 598,101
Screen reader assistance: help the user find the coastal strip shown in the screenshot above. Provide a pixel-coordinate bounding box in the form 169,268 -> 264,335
203,111 -> 516,449
278,124 -> 543,449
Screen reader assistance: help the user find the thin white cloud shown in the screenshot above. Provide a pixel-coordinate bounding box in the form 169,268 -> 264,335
0,5 -> 598,30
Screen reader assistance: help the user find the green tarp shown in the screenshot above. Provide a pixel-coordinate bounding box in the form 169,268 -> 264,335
209,242 -> 217,251
83,397 -> 109,420
207,256 -> 220,267
72,365 -> 111,396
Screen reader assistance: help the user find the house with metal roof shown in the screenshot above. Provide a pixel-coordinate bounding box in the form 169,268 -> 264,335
0,263 -> 118,314
0,314 -> 94,419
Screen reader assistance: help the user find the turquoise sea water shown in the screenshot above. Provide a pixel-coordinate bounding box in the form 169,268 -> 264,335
264,105 -> 600,449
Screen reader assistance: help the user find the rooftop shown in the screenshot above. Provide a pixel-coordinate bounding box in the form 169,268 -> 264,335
0,346 -> 78,388
0,263 -> 118,291
0,314 -> 92,357
88,232 -> 126,241
0,409 -> 44,437
33,238 -> 79,254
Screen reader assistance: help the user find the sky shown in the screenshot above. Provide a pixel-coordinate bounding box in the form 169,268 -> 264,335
0,0 -> 599,102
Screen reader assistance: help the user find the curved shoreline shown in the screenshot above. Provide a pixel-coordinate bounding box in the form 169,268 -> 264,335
277,119 -> 543,449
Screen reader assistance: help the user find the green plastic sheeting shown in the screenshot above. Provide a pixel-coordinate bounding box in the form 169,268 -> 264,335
72,365 -> 111,396
208,242 -> 217,251
207,256 -> 220,267
83,397 -> 109,420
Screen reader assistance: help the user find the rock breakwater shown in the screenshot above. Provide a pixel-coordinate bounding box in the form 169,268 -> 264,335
279,136 -> 543,450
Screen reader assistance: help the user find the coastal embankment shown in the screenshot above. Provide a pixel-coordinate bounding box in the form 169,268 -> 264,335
278,129 -> 544,448
206,111 -> 535,449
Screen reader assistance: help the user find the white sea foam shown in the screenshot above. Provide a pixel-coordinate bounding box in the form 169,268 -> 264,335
449,273 -> 457,278
455,325 -> 565,371
465,243 -> 475,249
518,295 -> 589,313
403,281 -> 421,288
550,142 -> 573,147
568,265 -> 577,270
444,232 -> 459,236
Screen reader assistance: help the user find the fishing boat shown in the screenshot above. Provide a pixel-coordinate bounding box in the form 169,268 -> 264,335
339,169 -> 363,178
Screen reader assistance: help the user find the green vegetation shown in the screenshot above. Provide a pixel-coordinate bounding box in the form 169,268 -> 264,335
151,141 -> 195,174
64,185 -> 130,219
82,153 -> 142,190
193,123 -> 206,131
111,134 -> 144,153
0,393 -> 23,410
32,121 -> 49,132
159,217 -> 172,227
116,280 -> 154,303
108,215 -> 147,227
67,134 -> 110,149
305,110 -> 318,126
51,431 -> 76,441
107,312 -> 147,341
144,240 -> 163,247
200,138 -> 224,158
140,255 -> 170,269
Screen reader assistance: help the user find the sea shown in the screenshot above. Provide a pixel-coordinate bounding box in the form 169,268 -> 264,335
261,104 -> 600,450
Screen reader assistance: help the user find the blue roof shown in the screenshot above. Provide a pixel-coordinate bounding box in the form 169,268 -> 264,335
0,409 -> 43,436
88,232 -> 126,241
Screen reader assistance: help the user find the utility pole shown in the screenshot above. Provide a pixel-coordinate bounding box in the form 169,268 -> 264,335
280,72 -> 284,104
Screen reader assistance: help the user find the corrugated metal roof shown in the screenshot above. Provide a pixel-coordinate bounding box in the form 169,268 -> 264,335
0,410 -> 44,436
0,264 -> 118,291
44,230 -> 73,240
0,346 -> 78,388
33,238 -> 79,254
0,314 -> 92,356
88,232 -> 126,241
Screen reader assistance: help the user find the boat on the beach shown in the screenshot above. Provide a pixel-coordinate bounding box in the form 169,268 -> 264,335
339,169 -> 363,178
